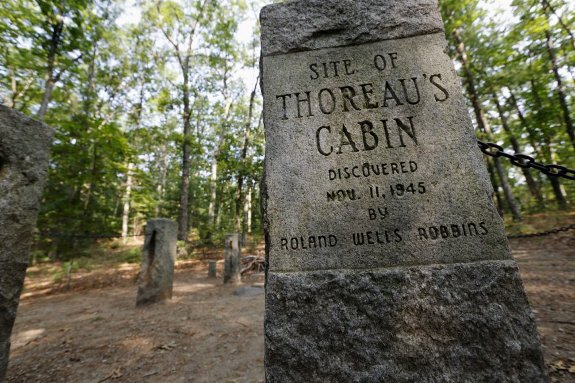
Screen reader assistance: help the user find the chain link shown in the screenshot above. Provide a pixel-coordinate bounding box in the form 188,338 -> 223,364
508,224 -> 575,239
477,141 -> 575,181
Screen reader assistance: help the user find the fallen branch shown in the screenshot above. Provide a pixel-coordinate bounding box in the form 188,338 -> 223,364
240,256 -> 265,275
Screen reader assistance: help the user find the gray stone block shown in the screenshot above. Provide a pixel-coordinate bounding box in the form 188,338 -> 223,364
208,260 -> 217,278
261,0 -> 444,56
224,234 -> 241,284
260,0 -> 547,381
136,219 -> 178,307
0,106 -> 53,381
266,261 -> 546,382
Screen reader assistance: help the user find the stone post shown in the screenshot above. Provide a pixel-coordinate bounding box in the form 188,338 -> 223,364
223,234 -> 241,284
0,106 -> 53,381
208,260 -> 217,278
260,1 -> 547,381
136,219 -> 178,307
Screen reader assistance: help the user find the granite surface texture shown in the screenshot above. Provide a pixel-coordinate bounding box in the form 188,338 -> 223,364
266,262 -> 546,382
260,0 -> 547,381
261,0 -> 444,56
136,219 -> 178,307
0,106 -> 53,381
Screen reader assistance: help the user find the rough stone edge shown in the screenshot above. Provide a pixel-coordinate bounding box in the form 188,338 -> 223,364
260,0 -> 445,56
223,233 -> 242,284
0,105 -> 54,382
265,260 -> 548,382
136,219 -> 178,307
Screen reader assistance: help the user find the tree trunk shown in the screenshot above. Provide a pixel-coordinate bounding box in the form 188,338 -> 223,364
178,69 -> 192,242
487,160 -> 505,217
164,0 -> 210,242
234,77 -> 259,234
122,162 -> 134,242
243,182 -> 253,235
208,151 -> 218,226
507,91 -> 542,156
493,95 -> 545,208
545,29 -> 575,151
493,158 -> 522,221
37,18 -> 64,121
542,0 -> 575,50
155,141 -> 168,217
548,175 -> 568,209
82,145 -> 99,219
530,80 -> 568,208
132,214 -> 140,237
453,28 -> 522,220
8,66 -> 34,109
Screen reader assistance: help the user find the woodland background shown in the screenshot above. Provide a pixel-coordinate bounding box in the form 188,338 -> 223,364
0,0 -> 574,260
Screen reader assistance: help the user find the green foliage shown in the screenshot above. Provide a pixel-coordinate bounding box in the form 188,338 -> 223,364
116,247 -> 142,264
3,0 -> 571,264
440,0 -> 575,215
1,0 -> 267,260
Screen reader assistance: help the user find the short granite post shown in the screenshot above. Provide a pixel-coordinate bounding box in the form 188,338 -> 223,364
208,260 -> 217,278
136,219 -> 177,307
260,1 -> 547,381
0,106 -> 53,381
223,234 -> 241,284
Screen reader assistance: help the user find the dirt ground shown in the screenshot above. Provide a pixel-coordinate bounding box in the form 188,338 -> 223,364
5,231 -> 575,382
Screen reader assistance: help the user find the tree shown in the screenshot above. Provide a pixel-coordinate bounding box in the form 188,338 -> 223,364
441,0 -> 523,220
144,0 -> 215,242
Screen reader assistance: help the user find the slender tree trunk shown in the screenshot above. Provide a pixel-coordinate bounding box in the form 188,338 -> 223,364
38,79 -> 55,121
234,188 -> 243,234
8,66 -> 34,109
234,78 -> 258,233
493,95 -> 545,208
453,29 -> 522,220
494,157 -> 522,221
122,62 -> 146,237
453,29 -> 486,131
488,160 -> 505,217
155,141 -> 168,217
207,96 -> 233,240
548,176 -> 568,209
37,18 -> 64,121
549,145 -> 569,209
530,80 -> 568,208
243,182 -> 253,235
132,214 -> 140,237
178,70 -> 192,241
208,151 -> 218,226
83,48 -> 97,218
122,162 -> 134,242
545,30 -> 575,151
542,0 -> 575,50
82,145 -> 98,220
158,0 -> 210,242
508,91 -> 542,156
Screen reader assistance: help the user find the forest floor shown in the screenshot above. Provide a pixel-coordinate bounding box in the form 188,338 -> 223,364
5,212 -> 575,383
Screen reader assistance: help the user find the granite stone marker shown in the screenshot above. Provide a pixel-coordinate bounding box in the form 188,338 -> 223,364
260,0 -> 547,381
0,106 -> 53,381
208,260 -> 217,278
136,219 -> 177,307
223,234 -> 241,284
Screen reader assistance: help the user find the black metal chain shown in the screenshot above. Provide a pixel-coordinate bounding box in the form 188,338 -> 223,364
508,223 -> 575,239
477,141 -> 575,181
